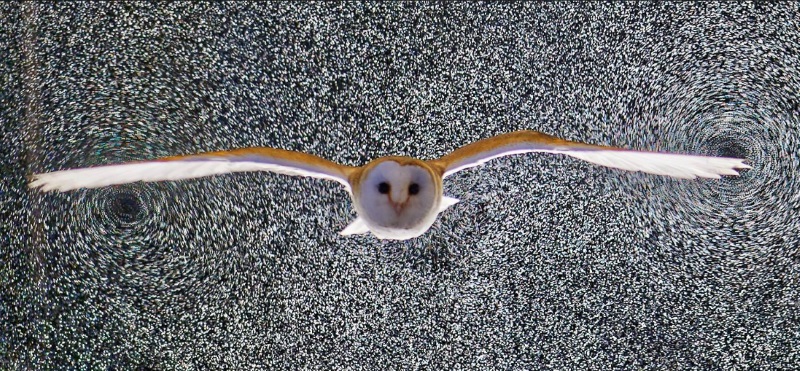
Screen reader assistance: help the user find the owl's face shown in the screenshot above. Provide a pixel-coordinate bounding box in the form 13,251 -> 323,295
354,159 -> 441,237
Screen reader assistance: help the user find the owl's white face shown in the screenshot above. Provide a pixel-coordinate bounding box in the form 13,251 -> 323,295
353,160 -> 441,239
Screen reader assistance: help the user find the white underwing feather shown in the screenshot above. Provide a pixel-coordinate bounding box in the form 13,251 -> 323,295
29,154 -> 352,192
441,137 -> 751,180
565,150 -> 750,179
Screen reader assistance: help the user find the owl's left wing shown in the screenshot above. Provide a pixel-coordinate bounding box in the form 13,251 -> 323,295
29,147 -> 357,192
428,130 -> 751,180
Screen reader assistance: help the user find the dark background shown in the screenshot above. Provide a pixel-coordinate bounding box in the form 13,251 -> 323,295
2,2 -> 799,369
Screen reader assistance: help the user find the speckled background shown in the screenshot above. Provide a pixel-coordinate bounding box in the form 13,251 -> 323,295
2,2 -> 799,370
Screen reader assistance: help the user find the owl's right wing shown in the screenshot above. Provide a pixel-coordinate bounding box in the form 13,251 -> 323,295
29,147 -> 357,192
429,130 -> 751,180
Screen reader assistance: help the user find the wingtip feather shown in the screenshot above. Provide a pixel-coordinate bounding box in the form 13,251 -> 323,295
28,173 -> 53,191
28,173 -> 71,192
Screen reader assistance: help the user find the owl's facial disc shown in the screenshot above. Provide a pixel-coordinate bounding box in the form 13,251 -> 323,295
357,160 -> 440,230
376,180 -> 420,214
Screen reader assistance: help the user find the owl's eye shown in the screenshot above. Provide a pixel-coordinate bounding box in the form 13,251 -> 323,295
378,182 -> 390,194
408,183 -> 420,195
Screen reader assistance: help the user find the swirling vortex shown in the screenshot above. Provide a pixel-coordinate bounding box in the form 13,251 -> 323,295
49,179 -> 218,310
617,68 -> 800,280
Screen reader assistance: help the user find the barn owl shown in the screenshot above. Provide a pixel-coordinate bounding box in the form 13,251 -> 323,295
29,130 -> 751,240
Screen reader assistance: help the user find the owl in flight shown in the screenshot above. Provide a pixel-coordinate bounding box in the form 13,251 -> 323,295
30,130 -> 751,240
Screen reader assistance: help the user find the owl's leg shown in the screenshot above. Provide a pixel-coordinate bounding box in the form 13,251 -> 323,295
340,217 -> 370,236
438,196 -> 460,212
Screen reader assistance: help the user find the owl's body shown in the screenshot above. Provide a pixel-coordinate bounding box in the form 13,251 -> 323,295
346,157 -> 464,240
29,130 -> 752,240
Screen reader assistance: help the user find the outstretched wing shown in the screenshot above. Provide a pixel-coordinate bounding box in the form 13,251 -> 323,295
428,130 -> 752,179
29,147 -> 357,192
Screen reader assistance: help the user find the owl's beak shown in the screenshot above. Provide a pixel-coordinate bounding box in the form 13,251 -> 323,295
388,197 -> 408,214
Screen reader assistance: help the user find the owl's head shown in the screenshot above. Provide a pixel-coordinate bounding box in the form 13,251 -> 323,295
354,158 -> 441,232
